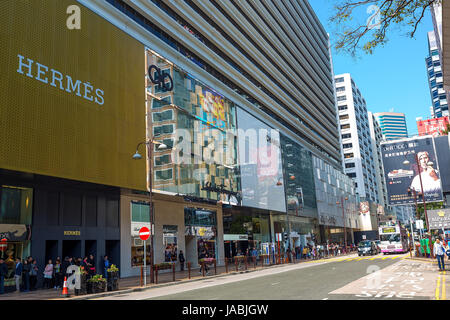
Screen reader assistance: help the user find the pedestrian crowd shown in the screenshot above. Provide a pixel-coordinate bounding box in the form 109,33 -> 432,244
0,254 -> 113,295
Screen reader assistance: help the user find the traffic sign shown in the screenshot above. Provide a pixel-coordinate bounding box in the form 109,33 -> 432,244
416,220 -> 424,230
139,227 -> 150,241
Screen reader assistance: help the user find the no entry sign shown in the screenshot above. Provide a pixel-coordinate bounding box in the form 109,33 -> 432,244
139,227 -> 150,241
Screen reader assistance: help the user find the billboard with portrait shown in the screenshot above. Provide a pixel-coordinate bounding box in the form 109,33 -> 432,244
380,136 -> 443,205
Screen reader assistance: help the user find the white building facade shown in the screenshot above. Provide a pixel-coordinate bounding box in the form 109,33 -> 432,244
335,74 -> 380,204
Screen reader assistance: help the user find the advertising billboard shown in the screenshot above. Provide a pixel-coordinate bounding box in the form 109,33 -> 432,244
237,108 -> 286,212
417,116 -> 449,137
427,209 -> 450,230
381,136 -> 443,205
0,0 -> 146,190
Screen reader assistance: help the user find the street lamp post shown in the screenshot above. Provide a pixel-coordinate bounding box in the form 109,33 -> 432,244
133,140 -> 167,284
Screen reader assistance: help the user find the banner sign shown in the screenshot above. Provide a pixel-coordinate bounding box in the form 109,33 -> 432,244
381,136 -> 443,205
427,209 -> 450,230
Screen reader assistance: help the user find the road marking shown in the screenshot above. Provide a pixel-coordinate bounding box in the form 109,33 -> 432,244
369,257 -> 378,261
322,298 -> 328,300
436,275 -> 441,300
443,271 -> 446,300
271,282 -> 280,286
382,256 -> 390,260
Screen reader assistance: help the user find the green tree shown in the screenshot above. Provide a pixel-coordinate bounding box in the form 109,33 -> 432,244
330,0 -> 441,56
440,123 -> 450,135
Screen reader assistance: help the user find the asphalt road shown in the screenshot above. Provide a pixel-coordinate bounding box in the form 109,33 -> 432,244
143,254 -> 418,300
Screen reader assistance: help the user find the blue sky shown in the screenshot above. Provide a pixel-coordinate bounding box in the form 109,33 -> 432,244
309,0 -> 435,135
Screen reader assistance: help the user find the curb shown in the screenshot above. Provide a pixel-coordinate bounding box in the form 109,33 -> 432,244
64,254 -> 357,300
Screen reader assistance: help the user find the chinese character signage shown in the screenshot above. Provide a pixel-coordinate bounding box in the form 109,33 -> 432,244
427,209 -> 450,230
417,116 -> 449,137
381,136 -> 443,205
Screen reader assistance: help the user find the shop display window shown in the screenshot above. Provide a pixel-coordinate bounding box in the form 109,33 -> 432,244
163,225 -> 178,262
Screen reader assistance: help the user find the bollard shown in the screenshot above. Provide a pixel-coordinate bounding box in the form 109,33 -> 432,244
235,257 -> 238,272
202,262 -> 205,277
188,262 -> 191,279
155,265 -> 158,284
172,263 -> 176,282
253,256 -> 256,269
225,258 -> 228,273
214,259 -> 217,275
244,257 -> 248,270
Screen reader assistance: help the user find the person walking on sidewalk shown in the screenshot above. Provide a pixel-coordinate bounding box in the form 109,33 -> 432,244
43,259 -> 54,289
178,250 -> 185,271
22,259 -> 30,292
0,258 -> 7,294
434,239 -> 446,271
29,259 -> 38,291
14,258 -> 22,292
103,255 -> 110,279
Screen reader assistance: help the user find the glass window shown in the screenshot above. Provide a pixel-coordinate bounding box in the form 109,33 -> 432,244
342,133 -> 351,139
155,169 -> 173,181
341,124 -> 350,130
344,153 -> 354,159
345,162 -> 355,168
152,110 -> 174,122
131,202 -> 150,223
0,185 -> 33,225
339,114 -> 349,120
338,105 -> 348,111
153,124 -> 174,136
335,77 -> 344,83
337,96 -> 347,101
154,154 -> 171,166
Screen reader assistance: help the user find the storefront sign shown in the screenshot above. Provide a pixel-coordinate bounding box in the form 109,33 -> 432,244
223,234 -> 248,241
428,209 -> 450,230
185,226 -> 215,237
63,231 -> 81,236
147,64 -> 173,92
0,224 -> 29,241
17,54 -> 104,106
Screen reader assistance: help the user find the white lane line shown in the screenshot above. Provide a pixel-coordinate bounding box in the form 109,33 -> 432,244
271,282 -> 280,286
322,298 -> 329,300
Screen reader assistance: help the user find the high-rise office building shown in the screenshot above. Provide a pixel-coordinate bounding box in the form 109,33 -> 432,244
335,74 -> 380,204
373,112 -> 408,140
426,31 -> 449,117
367,111 -> 388,209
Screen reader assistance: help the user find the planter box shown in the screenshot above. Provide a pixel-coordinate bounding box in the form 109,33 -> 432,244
107,271 -> 119,291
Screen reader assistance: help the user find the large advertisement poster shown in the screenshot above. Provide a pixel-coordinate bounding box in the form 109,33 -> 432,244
236,108 -> 286,212
381,136 -> 443,205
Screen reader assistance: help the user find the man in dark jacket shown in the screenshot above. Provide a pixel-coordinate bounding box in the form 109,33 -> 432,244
61,257 -> 70,276
22,259 -> 30,292
0,258 -> 8,294
178,250 -> 185,271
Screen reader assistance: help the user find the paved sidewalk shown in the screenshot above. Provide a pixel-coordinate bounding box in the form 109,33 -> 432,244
0,252 -> 357,300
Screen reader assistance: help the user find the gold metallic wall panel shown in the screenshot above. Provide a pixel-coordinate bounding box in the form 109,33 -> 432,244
0,0 -> 146,190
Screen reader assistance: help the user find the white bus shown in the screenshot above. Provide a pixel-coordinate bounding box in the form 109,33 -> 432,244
378,223 -> 409,254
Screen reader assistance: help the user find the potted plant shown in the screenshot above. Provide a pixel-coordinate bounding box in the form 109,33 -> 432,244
87,274 -> 106,293
107,264 -> 119,291
78,266 -> 88,295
